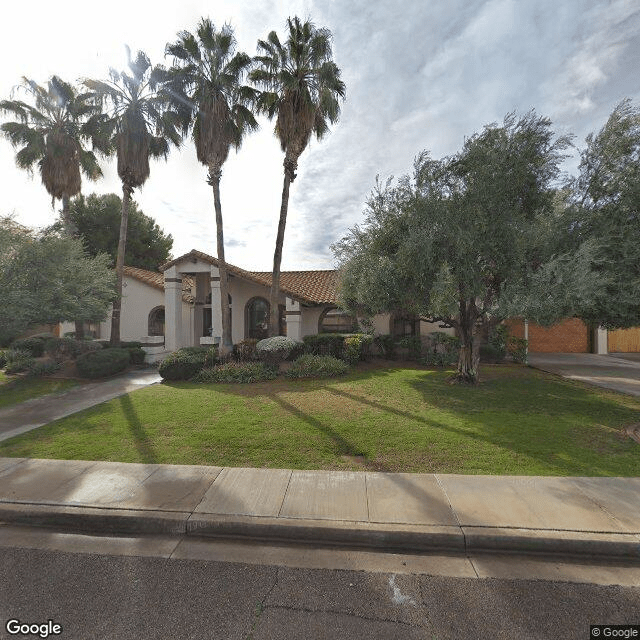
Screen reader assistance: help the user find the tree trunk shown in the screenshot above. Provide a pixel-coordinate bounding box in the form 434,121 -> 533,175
209,166 -> 232,355
61,196 -> 85,340
453,301 -> 480,384
110,184 -> 131,347
269,157 -> 296,336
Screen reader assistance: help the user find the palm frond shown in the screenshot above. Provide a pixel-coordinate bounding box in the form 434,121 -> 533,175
79,149 -> 103,180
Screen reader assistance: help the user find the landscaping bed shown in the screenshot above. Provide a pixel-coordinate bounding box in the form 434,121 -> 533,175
0,362 -> 638,476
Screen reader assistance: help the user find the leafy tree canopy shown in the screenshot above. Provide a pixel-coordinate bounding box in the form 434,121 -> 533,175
54,193 -> 173,271
559,99 -> 640,329
334,112 -> 598,383
0,216 -> 116,344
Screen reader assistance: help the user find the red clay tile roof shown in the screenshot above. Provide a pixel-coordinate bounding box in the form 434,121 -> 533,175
160,250 -> 338,305
123,266 -> 194,303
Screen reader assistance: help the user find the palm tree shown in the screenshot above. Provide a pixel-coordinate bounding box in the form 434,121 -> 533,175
84,48 -> 181,346
250,17 -> 345,335
1,75 -> 110,337
164,19 -> 258,353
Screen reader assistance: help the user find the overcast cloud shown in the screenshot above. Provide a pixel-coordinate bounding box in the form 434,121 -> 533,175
1,0 -> 638,271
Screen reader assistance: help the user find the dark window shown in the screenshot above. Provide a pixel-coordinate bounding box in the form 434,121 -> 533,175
245,297 -> 270,339
148,306 -> 165,336
319,307 -> 356,333
391,315 -> 419,339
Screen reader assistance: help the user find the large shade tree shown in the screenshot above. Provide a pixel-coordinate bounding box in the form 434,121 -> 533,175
335,113 -> 578,384
563,99 -> 640,329
84,48 -> 181,345
56,193 -> 173,271
0,216 -> 115,345
0,75 -> 110,338
164,19 -> 257,352
250,17 -> 345,336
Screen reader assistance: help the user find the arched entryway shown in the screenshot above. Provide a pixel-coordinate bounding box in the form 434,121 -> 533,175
148,306 -> 165,336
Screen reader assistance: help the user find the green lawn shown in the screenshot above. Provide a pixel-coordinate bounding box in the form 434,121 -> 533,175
0,371 -> 77,410
1,363 -> 639,476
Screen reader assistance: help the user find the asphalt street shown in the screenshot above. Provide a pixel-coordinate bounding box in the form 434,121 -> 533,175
1,545 -> 639,640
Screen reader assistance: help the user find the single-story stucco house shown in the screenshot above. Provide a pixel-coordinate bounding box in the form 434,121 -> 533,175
60,249 -> 454,361
59,248 -> 638,359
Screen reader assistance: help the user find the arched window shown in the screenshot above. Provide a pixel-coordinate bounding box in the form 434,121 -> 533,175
390,314 -> 419,339
245,297 -> 270,339
148,306 -> 165,336
318,307 -> 356,333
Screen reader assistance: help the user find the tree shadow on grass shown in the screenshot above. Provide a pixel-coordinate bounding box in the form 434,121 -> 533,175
118,394 -> 157,464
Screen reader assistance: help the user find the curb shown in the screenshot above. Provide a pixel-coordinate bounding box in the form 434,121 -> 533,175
2,502 -> 639,560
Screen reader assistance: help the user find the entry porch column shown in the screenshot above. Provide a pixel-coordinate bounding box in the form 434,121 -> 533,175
209,266 -> 223,342
164,266 -> 183,352
285,297 -> 302,341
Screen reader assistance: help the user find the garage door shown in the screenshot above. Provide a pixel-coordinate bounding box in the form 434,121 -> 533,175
505,318 -> 589,353
608,327 -> 640,352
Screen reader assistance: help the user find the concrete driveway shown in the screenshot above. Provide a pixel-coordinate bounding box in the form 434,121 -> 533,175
528,353 -> 640,396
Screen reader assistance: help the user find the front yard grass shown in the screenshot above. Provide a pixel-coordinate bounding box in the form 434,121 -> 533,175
0,372 -> 77,410
0,363 -> 638,476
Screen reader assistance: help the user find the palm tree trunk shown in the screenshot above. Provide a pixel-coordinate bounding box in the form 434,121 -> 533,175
61,196 -> 85,340
208,166 -> 232,354
269,158 -> 296,336
110,184 -> 132,346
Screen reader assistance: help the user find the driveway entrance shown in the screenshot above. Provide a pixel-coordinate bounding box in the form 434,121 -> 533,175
528,353 -> 640,396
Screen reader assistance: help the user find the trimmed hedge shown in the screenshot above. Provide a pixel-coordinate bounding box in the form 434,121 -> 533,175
285,354 -> 349,379
76,348 -> 130,379
193,361 -> 277,384
159,347 -> 217,381
302,333 -> 346,359
256,336 -> 303,364
0,350 -> 6,369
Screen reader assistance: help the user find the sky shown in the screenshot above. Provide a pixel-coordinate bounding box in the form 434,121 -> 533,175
1,0 -> 639,271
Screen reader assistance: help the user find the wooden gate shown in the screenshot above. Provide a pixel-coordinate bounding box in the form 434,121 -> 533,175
608,327 -> 640,352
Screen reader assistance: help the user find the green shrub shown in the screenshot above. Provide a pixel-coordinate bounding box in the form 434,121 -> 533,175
343,334 -> 373,365
373,334 -> 395,359
508,336 -> 528,364
233,339 -> 259,362
479,344 -> 505,363
128,347 -> 146,365
24,360 -> 61,377
159,347 -> 213,381
256,336 -> 303,365
286,354 -> 349,379
194,361 -> 277,384
5,349 -> 31,364
420,332 -> 460,367
10,336 -> 49,357
302,333 -> 346,358
0,350 -> 7,369
43,337 -> 99,362
488,324 -> 508,360
76,348 -> 130,379
398,335 -> 422,360
5,355 -> 36,374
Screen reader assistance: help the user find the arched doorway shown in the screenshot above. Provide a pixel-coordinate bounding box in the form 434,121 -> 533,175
148,306 -> 165,336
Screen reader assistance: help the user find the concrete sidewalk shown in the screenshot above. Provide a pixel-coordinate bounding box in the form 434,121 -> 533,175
0,370 -> 162,443
0,458 -> 638,560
